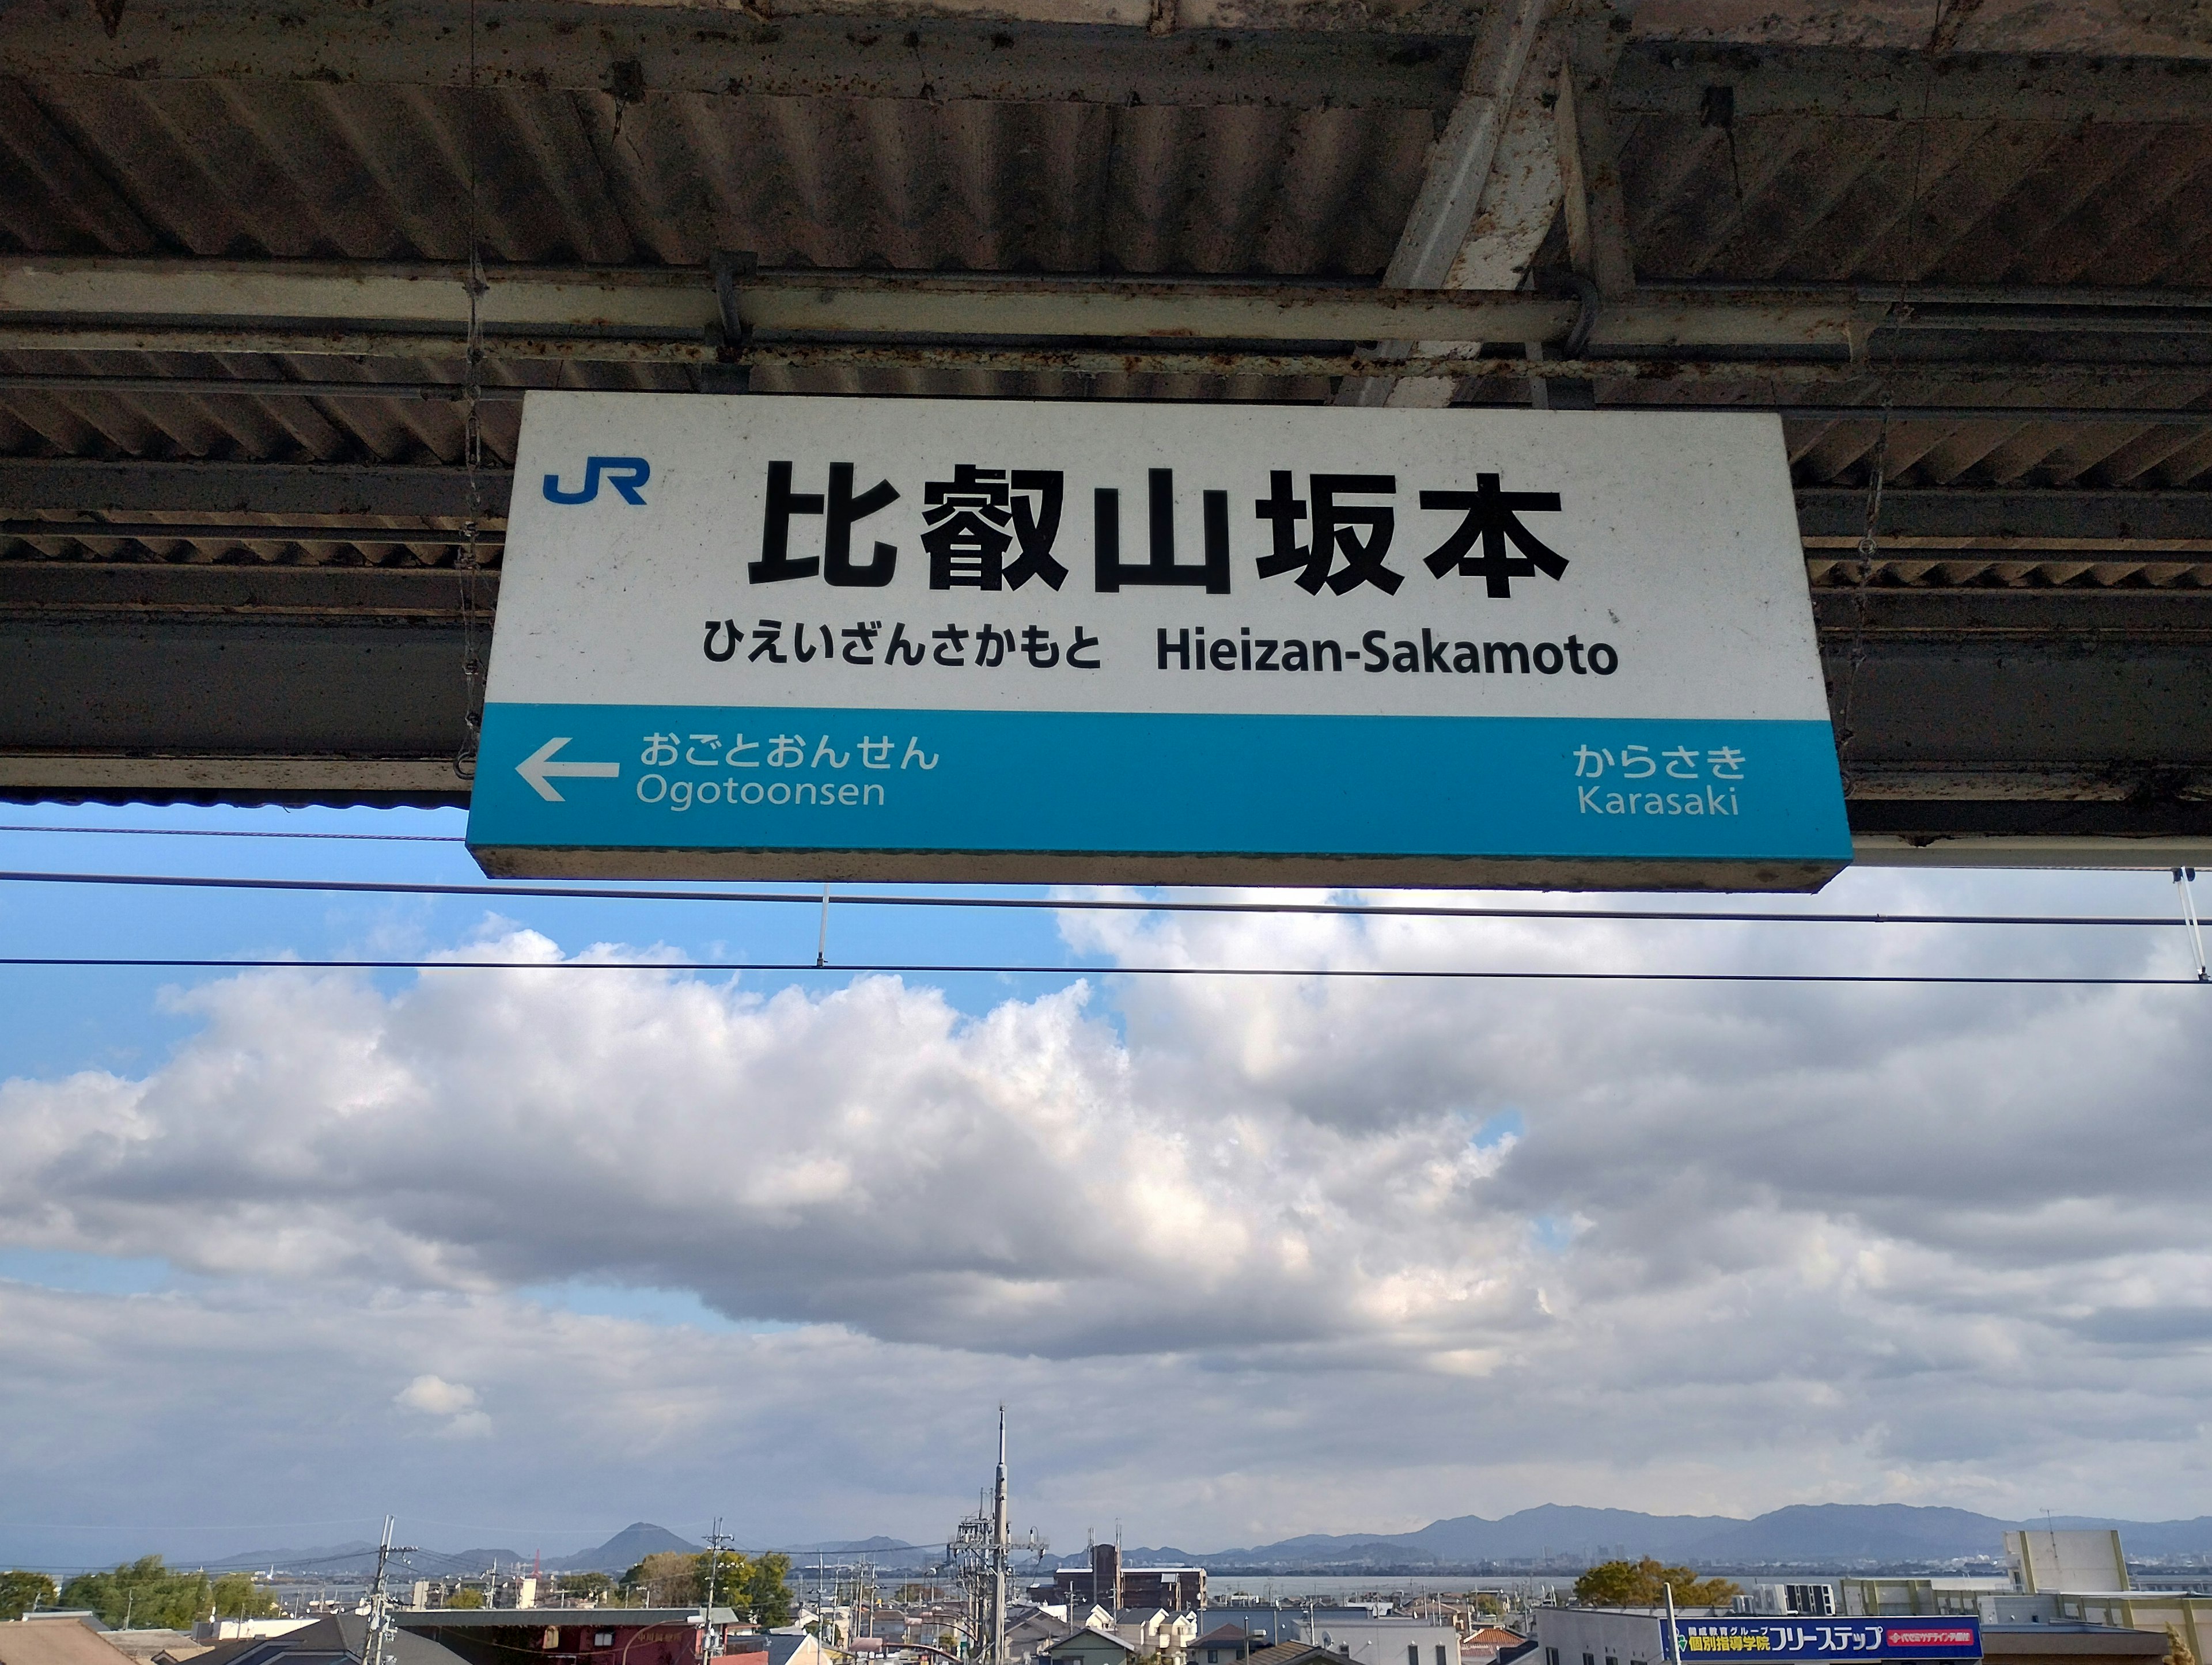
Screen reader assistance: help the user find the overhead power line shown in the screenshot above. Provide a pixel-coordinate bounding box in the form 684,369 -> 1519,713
0,823 -> 465,843
0,955 -> 2196,987
0,867 -> 2186,930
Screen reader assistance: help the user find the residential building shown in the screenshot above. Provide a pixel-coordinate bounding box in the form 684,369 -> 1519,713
1194,1627 -> 1257,1665
1461,1629 -> 1530,1665
763,1630 -> 827,1665
1300,1619 -> 1461,1665
97,1632 -> 204,1665
1114,1611 -> 1197,1665
1044,1629 -> 1139,1665
0,1617 -> 143,1665
1206,1615 -> 1398,1653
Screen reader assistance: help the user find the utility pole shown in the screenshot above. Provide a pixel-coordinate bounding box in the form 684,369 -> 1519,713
702,1522 -> 732,1665
363,1518 -> 419,1665
991,1408 -> 1009,1665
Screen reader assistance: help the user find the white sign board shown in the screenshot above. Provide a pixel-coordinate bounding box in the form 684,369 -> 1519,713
467,393 -> 1850,889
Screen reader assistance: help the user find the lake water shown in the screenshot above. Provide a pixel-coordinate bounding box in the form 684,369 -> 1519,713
1205,1575 -> 1571,1603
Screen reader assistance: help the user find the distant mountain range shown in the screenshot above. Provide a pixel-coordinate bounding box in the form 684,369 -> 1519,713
200,1522 -> 706,1578
1073,1505 -> 2212,1571
196,1505 -> 2212,1580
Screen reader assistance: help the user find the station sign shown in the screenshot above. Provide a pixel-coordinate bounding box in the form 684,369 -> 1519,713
1673,1622 -> 1982,1662
465,393 -> 1850,889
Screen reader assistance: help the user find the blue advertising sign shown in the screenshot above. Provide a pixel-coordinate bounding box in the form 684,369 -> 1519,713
1673,1621 -> 1982,1662
467,395 -> 1851,890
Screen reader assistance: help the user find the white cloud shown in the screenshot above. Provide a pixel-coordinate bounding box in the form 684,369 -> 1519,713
2,869 -> 2210,1552
395,1373 -> 491,1436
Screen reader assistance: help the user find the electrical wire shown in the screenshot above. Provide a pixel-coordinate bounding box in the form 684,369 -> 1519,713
0,956 -> 2193,985
0,824 -> 464,843
0,867 -> 2186,928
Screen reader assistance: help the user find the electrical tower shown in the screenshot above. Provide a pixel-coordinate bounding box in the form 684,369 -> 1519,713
943,1409 -> 1046,1664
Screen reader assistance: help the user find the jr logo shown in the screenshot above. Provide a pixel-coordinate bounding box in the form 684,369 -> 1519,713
543,456 -> 651,505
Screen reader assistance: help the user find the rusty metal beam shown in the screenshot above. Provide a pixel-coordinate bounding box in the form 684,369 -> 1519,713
0,0 -> 1471,105
9,460 -> 2211,548
1797,489 -> 2212,543
0,458 -> 506,518
1613,40 -> 2212,123
10,261 -> 2212,379
1,604 -> 2205,843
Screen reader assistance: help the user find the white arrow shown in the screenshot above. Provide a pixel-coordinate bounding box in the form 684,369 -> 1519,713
516,736 -> 621,802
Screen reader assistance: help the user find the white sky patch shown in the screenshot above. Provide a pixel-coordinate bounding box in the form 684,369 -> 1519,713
0,867 -> 2209,1556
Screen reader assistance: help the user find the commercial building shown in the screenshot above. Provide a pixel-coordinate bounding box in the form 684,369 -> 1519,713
1531,1605 -> 2167,1665
1046,1549 -> 1205,1616
2006,1530 -> 2212,1665
392,1607 -> 749,1665
176,1617 -> 469,1665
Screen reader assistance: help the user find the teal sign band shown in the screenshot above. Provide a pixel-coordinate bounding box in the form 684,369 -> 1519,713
469,703 -> 1851,863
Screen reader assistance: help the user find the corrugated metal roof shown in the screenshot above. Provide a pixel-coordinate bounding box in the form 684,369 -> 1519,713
0,81 -> 1435,275
3,26 -> 2211,526
1619,112 -> 2212,290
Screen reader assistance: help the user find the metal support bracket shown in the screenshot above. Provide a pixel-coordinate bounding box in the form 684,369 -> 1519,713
706,250 -> 758,394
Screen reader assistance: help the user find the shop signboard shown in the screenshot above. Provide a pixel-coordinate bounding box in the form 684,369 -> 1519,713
1672,1621 -> 1982,1662
465,394 -> 1850,888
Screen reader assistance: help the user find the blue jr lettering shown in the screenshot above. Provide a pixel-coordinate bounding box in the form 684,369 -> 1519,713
543,456 -> 652,505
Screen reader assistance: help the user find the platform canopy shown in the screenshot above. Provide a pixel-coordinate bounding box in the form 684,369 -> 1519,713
1,0 -> 2207,861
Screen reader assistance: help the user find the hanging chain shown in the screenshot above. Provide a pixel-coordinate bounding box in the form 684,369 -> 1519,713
454,0 -> 486,780
1833,401 -> 1889,787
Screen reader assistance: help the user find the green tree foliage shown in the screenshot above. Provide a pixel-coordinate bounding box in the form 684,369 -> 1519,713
445,1588 -> 487,1610
1574,1559 -> 1741,1610
611,1550 -> 791,1621
627,1554 -> 702,1607
1,1571 -> 59,1621
210,1574 -> 281,1620
561,1573 -> 615,1603
59,1557 -> 215,1629
686,1552 -> 794,1626
739,1554 -> 794,1628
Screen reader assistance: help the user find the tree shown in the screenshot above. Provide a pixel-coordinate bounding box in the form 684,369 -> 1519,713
697,1551 -> 752,1614
1,1571 -> 58,1621
445,1588 -> 487,1611
211,1574 -> 281,1621
562,1573 -> 615,1603
738,1555 -> 794,1628
60,1557 -> 215,1629
1574,1559 -> 1740,1610
627,1554 -> 702,1607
